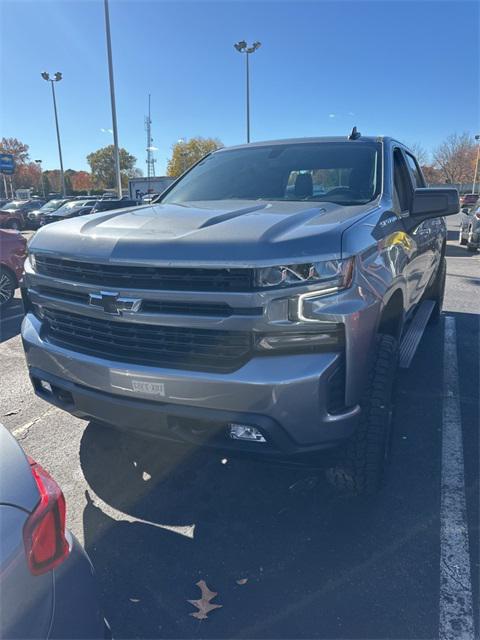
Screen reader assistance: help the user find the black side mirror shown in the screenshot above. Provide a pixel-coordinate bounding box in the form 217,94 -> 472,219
411,188 -> 459,219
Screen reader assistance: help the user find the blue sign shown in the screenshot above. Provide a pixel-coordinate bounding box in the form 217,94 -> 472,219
0,153 -> 15,175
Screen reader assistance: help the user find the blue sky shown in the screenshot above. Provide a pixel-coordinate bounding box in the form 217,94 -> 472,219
1,0 -> 478,175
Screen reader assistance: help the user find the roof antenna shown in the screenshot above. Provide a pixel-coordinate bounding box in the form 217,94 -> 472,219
348,126 -> 361,140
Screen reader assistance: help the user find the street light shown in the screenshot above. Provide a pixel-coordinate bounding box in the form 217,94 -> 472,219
34,159 -> 46,198
41,71 -> 66,197
103,0 -> 122,199
233,40 -> 261,143
472,134 -> 480,196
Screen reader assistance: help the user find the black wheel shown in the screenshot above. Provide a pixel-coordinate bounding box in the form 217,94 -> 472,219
459,228 -> 467,245
7,219 -> 21,231
0,267 -> 16,308
325,334 -> 398,495
426,257 -> 446,325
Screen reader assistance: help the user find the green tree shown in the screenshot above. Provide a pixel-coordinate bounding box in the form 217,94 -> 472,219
86,145 -> 138,189
166,137 -> 223,177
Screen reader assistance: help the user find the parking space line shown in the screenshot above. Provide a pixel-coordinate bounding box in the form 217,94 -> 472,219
439,316 -> 474,640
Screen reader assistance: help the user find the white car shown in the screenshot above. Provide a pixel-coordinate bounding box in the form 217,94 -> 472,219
459,203 -> 480,252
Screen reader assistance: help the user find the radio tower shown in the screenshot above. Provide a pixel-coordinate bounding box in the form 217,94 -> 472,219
145,94 -> 156,193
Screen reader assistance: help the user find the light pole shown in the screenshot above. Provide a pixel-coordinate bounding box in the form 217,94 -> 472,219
177,138 -> 188,174
234,41 -> 261,143
472,134 -> 480,195
103,0 -> 122,199
35,160 -> 46,197
41,72 -> 66,197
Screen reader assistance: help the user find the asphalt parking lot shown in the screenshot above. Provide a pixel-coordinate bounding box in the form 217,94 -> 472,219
1,214 -> 478,639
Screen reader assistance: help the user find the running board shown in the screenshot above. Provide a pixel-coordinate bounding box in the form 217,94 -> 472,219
399,300 -> 436,369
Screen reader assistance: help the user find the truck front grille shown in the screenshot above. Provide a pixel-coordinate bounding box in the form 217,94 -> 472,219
35,256 -> 255,292
43,308 -> 252,373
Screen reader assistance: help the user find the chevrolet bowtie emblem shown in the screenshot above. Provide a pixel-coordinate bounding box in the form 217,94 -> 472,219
88,291 -> 142,315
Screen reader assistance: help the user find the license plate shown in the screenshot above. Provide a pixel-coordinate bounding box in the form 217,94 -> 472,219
131,380 -> 165,396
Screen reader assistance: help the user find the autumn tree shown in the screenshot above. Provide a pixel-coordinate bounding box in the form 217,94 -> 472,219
71,170 -> 93,192
87,145 -> 138,189
166,137 -> 223,177
0,137 -> 30,165
43,170 -> 63,193
433,133 -> 477,185
14,162 -> 42,190
421,164 -> 443,185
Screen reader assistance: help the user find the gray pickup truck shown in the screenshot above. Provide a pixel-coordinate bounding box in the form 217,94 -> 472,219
21,133 -> 459,494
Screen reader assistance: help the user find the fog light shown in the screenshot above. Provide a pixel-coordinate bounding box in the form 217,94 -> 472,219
229,423 -> 266,443
39,380 -> 52,394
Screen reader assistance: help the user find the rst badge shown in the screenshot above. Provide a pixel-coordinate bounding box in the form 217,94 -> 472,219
131,380 -> 165,396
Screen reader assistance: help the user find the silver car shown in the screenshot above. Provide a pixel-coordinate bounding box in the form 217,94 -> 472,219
0,424 -> 109,639
459,203 -> 480,252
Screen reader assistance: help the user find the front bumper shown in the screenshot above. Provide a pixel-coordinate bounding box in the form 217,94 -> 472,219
22,313 -> 360,455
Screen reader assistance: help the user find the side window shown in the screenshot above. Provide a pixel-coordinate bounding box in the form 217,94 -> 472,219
393,149 -> 412,212
404,153 -> 426,189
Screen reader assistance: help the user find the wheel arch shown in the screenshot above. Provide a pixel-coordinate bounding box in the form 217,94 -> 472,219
377,288 -> 404,341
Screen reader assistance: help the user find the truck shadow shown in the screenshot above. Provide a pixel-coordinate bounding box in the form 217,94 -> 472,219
79,318 -> 452,639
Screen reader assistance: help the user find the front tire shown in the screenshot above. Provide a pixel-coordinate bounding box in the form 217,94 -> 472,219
0,267 -> 16,308
325,334 -> 398,495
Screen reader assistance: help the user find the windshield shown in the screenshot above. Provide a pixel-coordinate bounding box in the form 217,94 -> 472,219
53,201 -> 91,215
3,201 -> 23,210
161,142 -> 381,206
39,200 -> 64,212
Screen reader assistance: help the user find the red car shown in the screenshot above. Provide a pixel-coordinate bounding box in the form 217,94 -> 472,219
460,193 -> 479,209
0,229 -> 27,307
0,200 -> 46,230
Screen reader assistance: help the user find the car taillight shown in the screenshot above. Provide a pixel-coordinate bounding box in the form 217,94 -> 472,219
23,457 -> 69,576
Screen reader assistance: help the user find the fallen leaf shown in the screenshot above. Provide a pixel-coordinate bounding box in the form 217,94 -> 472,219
142,471 -> 151,481
129,598 -> 140,603
4,409 -> 19,416
236,578 -> 248,585
187,580 -> 223,620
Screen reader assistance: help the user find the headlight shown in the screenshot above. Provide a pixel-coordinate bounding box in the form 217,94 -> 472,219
29,253 -> 37,271
255,258 -> 354,291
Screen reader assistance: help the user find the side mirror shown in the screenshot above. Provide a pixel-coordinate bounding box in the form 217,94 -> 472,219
411,188 -> 459,219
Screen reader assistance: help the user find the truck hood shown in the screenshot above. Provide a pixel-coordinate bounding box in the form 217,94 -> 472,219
29,199 -> 379,266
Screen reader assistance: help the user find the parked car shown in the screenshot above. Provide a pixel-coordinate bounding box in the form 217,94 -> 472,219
90,198 -> 139,213
0,424 -> 109,638
21,133 -> 459,495
459,202 -> 480,252
26,199 -> 71,229
459,193 -> 478,210
41,199 -> 97,226
0,229 -> 27,308
0,198 -> 12,209
0,200 -> 46,230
